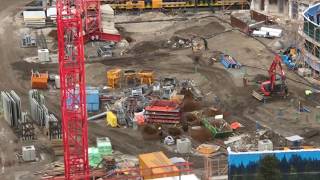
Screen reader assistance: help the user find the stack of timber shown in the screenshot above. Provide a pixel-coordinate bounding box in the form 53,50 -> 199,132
51,139 -> 64,157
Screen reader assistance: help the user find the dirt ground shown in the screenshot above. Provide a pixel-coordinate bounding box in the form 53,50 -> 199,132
0,1 -> 320,179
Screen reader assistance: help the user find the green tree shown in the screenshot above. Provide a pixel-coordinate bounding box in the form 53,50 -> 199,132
288,166 -> 298,180
257,155 -> 282,180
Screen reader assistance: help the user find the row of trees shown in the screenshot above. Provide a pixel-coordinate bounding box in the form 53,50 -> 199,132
229,155 -> 320,180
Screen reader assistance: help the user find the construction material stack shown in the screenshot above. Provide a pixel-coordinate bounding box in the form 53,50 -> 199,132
19,112 -> 36,141
139,151 -> 179,179
1,90 -> 21,127
144,100 -> 181,124
29,89 -> 47,126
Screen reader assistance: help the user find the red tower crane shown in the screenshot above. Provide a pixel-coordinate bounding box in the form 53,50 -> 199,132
57,0 -> 120,179
57,0 -> 89,179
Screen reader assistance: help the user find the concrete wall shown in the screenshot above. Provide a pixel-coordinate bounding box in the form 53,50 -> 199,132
230,15 -> 250,33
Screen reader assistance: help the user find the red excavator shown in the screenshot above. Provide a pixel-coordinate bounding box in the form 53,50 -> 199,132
252,55 -> 288,101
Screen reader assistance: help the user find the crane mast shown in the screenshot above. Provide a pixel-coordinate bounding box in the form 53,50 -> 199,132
57,0 -> 89,179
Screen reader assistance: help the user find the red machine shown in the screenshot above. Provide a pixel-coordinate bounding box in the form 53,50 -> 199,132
253,55 -> 288,101
83,0 -> 121,42
57,0 -> 120,179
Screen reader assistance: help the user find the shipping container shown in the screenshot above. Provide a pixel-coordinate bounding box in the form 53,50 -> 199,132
86,88 -> 100,112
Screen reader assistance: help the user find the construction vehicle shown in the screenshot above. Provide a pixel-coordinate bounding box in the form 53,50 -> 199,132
252,55 -> 288,101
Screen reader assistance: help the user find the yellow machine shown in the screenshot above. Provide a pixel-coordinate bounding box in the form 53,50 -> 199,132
108,0 -> 248,10
138,70 -> 154,85
107,68 -> 122,88
123,69 -> 137,85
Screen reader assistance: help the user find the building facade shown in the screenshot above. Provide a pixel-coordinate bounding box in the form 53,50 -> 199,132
302,3 -> 320,76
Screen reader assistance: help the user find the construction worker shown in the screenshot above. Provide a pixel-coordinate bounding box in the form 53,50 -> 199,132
305,89 -> 313,101
201,37 -> 208,50
305,89 -> 313,96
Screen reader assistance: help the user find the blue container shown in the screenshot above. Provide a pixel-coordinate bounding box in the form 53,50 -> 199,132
86,88 -> 100,112
220,54 -> 241,69
66,87 -> 100,112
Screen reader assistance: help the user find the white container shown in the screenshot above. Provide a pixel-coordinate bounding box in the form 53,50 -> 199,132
214,114 -> 223,120
22,145 -> 36,161
260,27 -> 282,37
102,28 -> 119,35
252,30 -> 267,37
54,75 -> 60,88
177,138 -> 191,153
38,49 -> 49,62
258,139 -> 273,151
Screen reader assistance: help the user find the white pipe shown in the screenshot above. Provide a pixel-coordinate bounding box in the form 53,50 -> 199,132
87,111 -> 107,121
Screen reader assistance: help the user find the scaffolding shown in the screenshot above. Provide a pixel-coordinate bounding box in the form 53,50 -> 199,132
203,155 -> 228,180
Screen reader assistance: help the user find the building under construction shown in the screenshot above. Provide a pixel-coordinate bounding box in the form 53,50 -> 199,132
301,3 -> 320,77
2,0 -> 320,179
105,0 -> 249,10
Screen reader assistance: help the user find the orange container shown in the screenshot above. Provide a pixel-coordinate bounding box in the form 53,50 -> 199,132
31,71 -> 48,89
152,0 -> 162,9
139,151 -> 179,179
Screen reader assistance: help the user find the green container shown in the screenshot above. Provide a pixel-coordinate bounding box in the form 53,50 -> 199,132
97,137 -> 112,157
202,118 -> 233,138
88,147 -> 101,167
